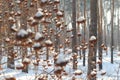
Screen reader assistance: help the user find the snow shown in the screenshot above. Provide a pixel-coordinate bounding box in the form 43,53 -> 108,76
16,63 -> 24,68
79,46 -> 82,49
37,8 -> 43,11
56,21 -> 61,27
56,52 -> 69,65
55,66 -> 62,71
83,46 -> 87,49
117,52 -> 120,56
5,74 -> 15,79
23,58 -> 30,63
89,35 -> 96,41
77,16 -> 85,22
26,28 -> 32,33
0,3 -> 120,79
35,32 -> 43,40
91,70 -> 97,75
74,70 -> 82,75
41,0 -> 47,3
1,49 -> 120,80
106,11 -> 111,24
0,69 -> 35,80
97,59 -> 102,64
17,29 -> 28,37
34,10 -> 44,18
33,43 -> 41,47
32,60 -> 38,65
45,40 -> 52,45
76,46 -> 80,50
100,70 -> 106,75
65,49 -> 72,54
11,24 -> 18,32
15,0 -> 21,4
56,21 -> 61,24
54,0 -> 60,2
28,17 -> 34,21
8,17 -> 14,21
31,19 -> 38,25
57,11 -> 63,16
27,38 -> 32,43
5,37 -> 10,42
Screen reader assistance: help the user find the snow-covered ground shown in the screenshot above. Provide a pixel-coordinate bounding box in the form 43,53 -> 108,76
0,48 -> 120,80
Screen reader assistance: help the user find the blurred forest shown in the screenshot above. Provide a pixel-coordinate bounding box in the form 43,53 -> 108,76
0,0 -> 120,80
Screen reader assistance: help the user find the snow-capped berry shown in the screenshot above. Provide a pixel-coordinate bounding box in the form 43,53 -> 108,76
41,0 -> 47,3
101,70 -> 106,75
23,58 -> 30,63
74,70 -> 82,75
5,38 -> 10,42
56,11 -> 63,17
91,70 -> 97,77
5,75 -> 16,80
34,9 -> 44,20
16,63 -> 24,70
90,36 -> 96,41
16,29 -> 29,40
89,36 -> 97,43
11,24 -> 18,32
77,17 -> 86,23
45,40 -> 53,47
35,32 -> 44,41
33,42 -> 43,50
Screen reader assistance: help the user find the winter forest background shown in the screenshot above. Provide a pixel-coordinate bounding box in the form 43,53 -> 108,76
0,0 -> 120,80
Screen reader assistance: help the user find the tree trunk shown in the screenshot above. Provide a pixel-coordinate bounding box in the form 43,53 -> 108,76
21,2 -> 29,73
87,0 -> 98,80
6,0 -> 14,69
111,0 -> 114,64
118,8 -> 120,51
72,0 -> 77,70
98,0 -> 103,70
83,0 -> 86,66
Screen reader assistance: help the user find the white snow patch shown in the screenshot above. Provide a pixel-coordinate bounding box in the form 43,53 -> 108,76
77,16 -> 85,22
17,29 -> 28,37
11,24 -> 18,31
100,70 -> 106,75
56,53 -> 69,64
90,36 -> 96,41
41,0 -> 47,3
35,10 -> 44,18
65,49 -> 72,54
33,43 -> 41,47
45,40 -> 52,45
35,32 -> 43,40
91,70 -> 97,75
57,11 -> 63,16
74,70 -> 82,75
16,63 -> 24,68
5,37 -> 10,42
26,28 -> 32,33
23,58 -> 30,63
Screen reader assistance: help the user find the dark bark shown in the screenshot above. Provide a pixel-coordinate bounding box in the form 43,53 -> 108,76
22,48 -> 28,73
83,50 -> 86,66
55,30 -> 60,53
88,0 -> 98,80
6,0 -> 14,69
98,0 -> 103,70
111,0 -> 114,64
72,0 -> 77,70
21,2 -> 29,73
118,8 -> 120,51
83,0 -> 86,66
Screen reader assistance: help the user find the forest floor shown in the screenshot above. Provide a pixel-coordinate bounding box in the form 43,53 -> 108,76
0,48 -> 120,80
